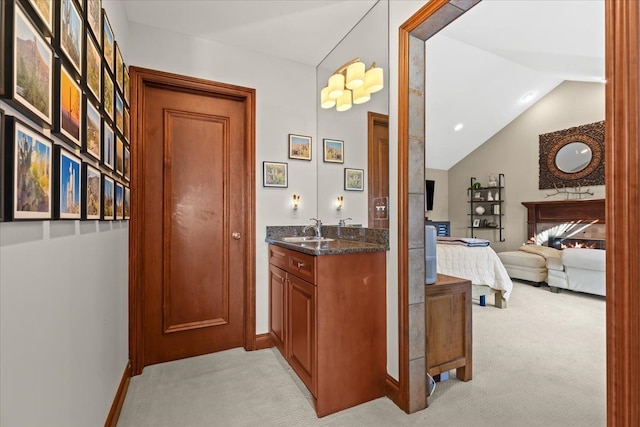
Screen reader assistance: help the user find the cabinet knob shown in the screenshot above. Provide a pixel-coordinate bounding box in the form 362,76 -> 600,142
297,262 -> 304,268
232,232 -> 241,240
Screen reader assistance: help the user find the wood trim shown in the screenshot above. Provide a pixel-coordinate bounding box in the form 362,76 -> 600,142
129,66 -> 257,375
254,333 -> 275,350
104,361 -> 131,427
397,0 -> 450,413
385,374 -> 401,408
605,1 -> 640,424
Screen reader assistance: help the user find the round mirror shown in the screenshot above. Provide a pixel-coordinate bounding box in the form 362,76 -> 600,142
555,142 -> 593,173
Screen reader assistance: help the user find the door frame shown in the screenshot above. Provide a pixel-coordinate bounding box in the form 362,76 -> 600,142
368,112 -> 389,228
397,0 -> 639,422
129,67 -> 256,375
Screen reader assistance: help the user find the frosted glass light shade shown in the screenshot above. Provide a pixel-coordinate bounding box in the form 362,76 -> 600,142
328,73 -> 345,99
365,66 -> 384,93
336,89 -> 352,112
321,86 -> 336,109
345,61 -> 365,90
352,84 -> 370,104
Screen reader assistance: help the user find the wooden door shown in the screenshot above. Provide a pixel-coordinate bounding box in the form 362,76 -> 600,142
130,67 -> 255,372
368,112 -> 389,228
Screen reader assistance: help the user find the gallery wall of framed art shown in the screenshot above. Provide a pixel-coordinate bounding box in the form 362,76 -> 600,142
0,0 -> 130,222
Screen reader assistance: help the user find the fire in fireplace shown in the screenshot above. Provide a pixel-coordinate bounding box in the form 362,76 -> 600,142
547,237 -> 606,250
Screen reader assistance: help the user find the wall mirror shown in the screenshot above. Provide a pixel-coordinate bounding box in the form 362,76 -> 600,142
539,120 -> 605,189
316,0 -> 389,227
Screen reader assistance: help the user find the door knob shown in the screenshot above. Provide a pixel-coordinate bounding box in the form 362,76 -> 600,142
232,232 -> 241,240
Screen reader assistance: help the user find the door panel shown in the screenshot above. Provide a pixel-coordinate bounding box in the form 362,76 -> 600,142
269,264 -> 287,354
288,275 -> 316,395
140,79 -> 247,367
368,113 -> 389,228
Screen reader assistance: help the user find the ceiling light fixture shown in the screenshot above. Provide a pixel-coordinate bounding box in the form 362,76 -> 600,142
454,123 -> 464,131
520,91 -> 536,103
321,57 -> 384,112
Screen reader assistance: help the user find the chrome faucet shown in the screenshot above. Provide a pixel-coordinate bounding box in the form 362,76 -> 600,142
303,218 -> 323,238
338,218 -> 352,227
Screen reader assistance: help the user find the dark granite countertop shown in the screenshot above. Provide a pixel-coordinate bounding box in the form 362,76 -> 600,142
265,225 -> 389,256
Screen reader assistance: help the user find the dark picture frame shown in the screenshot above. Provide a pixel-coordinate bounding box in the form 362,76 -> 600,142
115,42 -> 123,90
123,66 -> 130,104
86,0 -> 101,40
5,116 -> 53,220
123,145 -> 130,181
323,138 -> 344,163
123,186 -> 130,220
102,11 -> 114,73
9,3 -> 54,127
85,31 -> 101,101
123,108 -> 130,142
84,99 -> 101,160
115,91 -> 123,131
103,67 -> 113,120
263,161 -> 288,188
102,120 -> 114,169
59,0 -> 83,76
115,136 -> 123,175
0,0 -> 6,97
27,0 -> 54,36
55,60 -> 83,148
344,168 -> 364,191
101,173 -> 114,220
288,133 -> 311,160
54,145 -> 81,219
82,162 -> 101,219
115,181 -> 123,219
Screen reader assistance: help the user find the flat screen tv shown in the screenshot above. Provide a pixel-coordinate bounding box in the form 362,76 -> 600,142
425,180 -> 435,211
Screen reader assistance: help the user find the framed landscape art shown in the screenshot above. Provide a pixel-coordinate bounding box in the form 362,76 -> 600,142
103,69 -> 114,120
102,121 -> 114,169
102,12 -> 114,73
5,116 -> 53,220
115,91 -> 123,131
102,174 -> 114,220
115,43 -> 123,90
123,66 -> 130,104
344,168 -> 364,191
86,0 -> 101,39
55,146 -> 81,219
288,134 -> 312,161
115,136 -> 123,175
124,108 -> 130,142
263,161 -> 287,188
123,146 -> 130,181
82,163 -> 101,219
115,181 -> 123,219
86,32 -> 101,100
59,0 -> 83,76
84,100 -> 101,160
56,62 -> 83,147
11,4 -> 54,127
123,186 -> 130,219
27,0 -> 53,35
323,139 -> 344,163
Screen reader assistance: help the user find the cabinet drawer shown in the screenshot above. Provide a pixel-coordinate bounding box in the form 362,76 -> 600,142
269,245 -> 316,284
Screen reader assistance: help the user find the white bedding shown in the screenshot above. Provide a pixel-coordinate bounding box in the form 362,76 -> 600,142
437,243 -> 513,300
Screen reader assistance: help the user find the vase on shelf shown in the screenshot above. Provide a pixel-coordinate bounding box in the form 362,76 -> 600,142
475,206 -> 485,215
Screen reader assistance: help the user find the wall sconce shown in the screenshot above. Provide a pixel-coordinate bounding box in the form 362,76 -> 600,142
336,196 -> 344,211
320,57 -> 384,112
292,194 -> 300,210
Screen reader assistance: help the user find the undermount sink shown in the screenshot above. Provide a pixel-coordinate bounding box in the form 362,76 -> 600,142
281,236 -> 335,243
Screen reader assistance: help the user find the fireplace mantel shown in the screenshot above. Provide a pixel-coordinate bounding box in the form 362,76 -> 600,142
521,199 -> 605,239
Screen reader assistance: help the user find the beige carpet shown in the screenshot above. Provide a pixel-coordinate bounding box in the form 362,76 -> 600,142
117,281 -> 606,426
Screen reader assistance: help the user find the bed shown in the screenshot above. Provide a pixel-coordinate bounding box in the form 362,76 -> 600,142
436,240 -> 513,308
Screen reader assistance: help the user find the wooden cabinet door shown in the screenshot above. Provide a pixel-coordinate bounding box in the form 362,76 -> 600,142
287,274 -> 316,396
269,264 -> 287,355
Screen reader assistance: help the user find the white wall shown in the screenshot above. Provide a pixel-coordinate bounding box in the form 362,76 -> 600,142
127,22 -> 318,335
1,3 -> 131,425
447,81 -> 605,252
425,168 -> 449,221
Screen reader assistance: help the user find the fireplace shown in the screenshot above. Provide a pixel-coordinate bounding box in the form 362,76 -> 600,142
547,237 -> 606,250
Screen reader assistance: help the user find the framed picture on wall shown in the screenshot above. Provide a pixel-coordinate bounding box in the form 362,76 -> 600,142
263,161 -> 287,188
54,145 -> 81,219
123,145 -> 130,181
323,138 -> 343,163
102,174 -> 114,220
86,32 -> 101,100
115,42 -> 123,90
9,4 -> 54,127
115,181 -> 123,219
59,0 -> 83,76
55,61 -> 83,148
115,91 -> 123,131
27,0 -> 53,35
6,116 -> 53,220
102,121 -> 114,169
102,11 -> 114,72
103,68 -> 114,120
288,134 -> 311,160
115,136 -> 123,175
84,100 -> 101,160
86,0 -> 101,39
82,163 -> 101,219
123,186 -> 130,220
344,168 -> 364,191
123,66 -> 130,104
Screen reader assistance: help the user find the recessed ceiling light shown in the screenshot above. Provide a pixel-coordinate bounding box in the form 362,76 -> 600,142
520,91 -> 536,103
454,123 -> 463,132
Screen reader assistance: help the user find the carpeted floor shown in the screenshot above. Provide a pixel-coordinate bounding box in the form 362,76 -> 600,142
117,281 -> 606,426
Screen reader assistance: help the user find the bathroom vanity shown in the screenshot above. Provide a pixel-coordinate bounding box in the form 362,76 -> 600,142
266,227 -> 387,417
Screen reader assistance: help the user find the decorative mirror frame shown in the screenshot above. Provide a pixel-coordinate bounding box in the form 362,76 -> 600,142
539,120 -> 605,189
